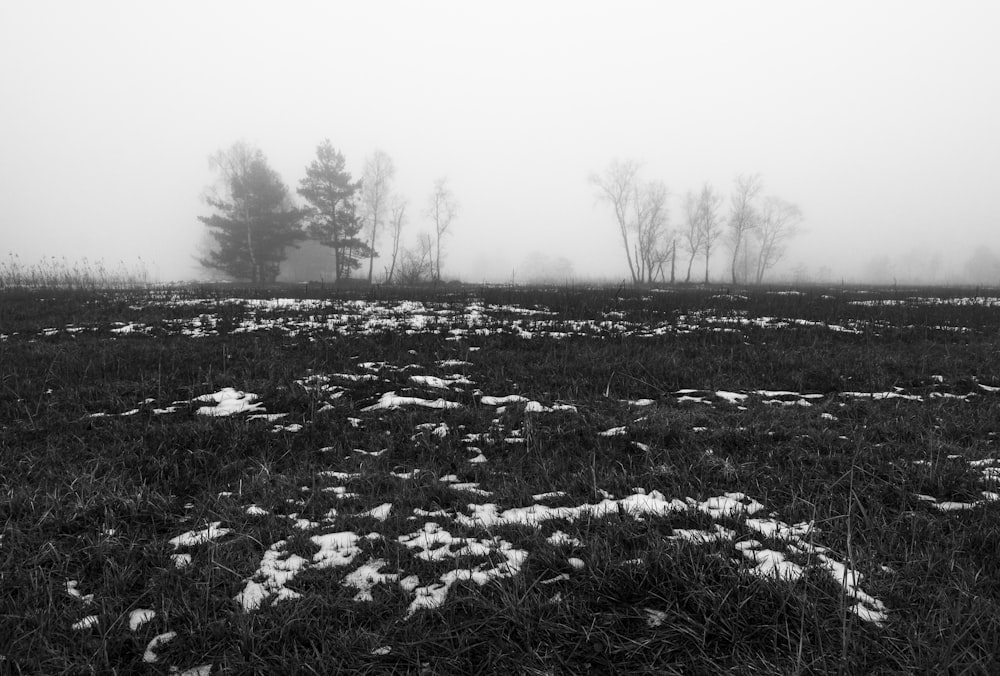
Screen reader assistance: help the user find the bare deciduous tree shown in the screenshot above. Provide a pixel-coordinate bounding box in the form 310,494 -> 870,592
396,232 -> 434,284
590,159 -> 642,283
361,150 -> 396,283
425,177 -> 458,282
633,180 -> 671,283
591,160 -> 673,284
753,196 -> 802,283
681,190 -> 705,283
384,196 -> 407,284
697,183 -> 723,284
727,173 -> 763,285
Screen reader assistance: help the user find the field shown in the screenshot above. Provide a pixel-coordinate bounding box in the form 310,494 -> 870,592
2,284 -> 999,674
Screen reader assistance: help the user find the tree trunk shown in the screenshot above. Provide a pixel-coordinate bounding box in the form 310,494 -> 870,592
245,215 -> 259,284
367,205 -> 378,283
685,251 -> 697,283
730,239 -> 740,285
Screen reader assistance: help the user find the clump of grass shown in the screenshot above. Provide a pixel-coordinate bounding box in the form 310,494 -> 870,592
1,253 -> 150,291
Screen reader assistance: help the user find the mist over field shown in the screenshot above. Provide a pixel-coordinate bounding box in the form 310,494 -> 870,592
1,1 -> 998,285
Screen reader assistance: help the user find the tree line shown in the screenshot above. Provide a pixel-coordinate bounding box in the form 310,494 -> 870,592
590,160 -> 803,285
199,140 -> 458,285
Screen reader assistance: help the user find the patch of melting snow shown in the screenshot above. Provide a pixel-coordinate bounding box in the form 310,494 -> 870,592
360,503 -> 393,521
168,522 -> 231,548
172,666 -> 212,676
438,359 -> 472,367
66,580 -> 94,604
362,391 -> 462,411
450,482 -> 492,496
840,391 -> 923,402
547,531 -> 582,547
398,522 -> 529,617
343,558 -> 399,601
669,525 -> 737,543
272,423 -> 302,432
129,609 -> 156,631
247,413 -> 286,422
319,470 -> 361,481
321,486 -> 359,499
525,400 -> 578,413
479,394 -> 528,406
72,615 -> 99,630
143,632 -> 177,663
715,391 -> 748,404
195,388 -> 265,416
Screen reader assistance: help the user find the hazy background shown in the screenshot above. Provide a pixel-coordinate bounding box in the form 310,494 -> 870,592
2,1 -> 998,284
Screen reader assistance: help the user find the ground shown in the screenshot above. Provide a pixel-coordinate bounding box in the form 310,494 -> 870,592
1,284 -> 999,674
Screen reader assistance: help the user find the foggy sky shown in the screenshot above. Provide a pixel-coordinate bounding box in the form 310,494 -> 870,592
2,1 -> 998,284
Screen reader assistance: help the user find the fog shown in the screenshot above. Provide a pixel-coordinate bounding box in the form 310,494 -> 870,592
2,1 -> 998,285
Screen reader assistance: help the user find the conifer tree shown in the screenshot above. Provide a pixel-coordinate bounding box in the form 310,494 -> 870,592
298,140 -> 369,281
199,141 -> 304,284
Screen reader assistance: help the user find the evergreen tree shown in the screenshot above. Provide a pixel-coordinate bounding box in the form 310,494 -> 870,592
298,140 -> 370,281
199,142 -> 304,284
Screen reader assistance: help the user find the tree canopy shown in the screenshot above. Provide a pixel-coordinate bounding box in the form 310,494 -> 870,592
199,142 -> 304,284
298,140 -> 369,281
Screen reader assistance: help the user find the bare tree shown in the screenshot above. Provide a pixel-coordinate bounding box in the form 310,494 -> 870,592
396,232 -> 434,284
591,160 -> 674,284
697,183 -> 724,284
360,150 -> 396,283
726,173 -> 763,284
753,196 -> 802,283
425,177 -> 458,282
590,159 -> 642,283
680,190 -> 705,283
633,180 -> 671,283
383,196 -> 407,284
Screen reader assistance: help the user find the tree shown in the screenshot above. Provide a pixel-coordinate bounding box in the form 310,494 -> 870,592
396,232 -> 434,284
426,178 -> 458,282
753,196 -> 802,283
297,140 -> 368,281
384,196 -> 407,284
680,190 -> 705,283
726,173 -> 763,284
590,160 -> 673,284
199,141 -> 304,284
634,180 -> 672,283
697,183 -> 723,284
590,159 -> 642,283
360,150 -> 396,283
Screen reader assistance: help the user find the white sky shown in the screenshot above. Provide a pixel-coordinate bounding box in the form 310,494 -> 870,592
1,1 -> 998,283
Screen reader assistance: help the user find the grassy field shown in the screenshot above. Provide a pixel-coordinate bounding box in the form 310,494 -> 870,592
2,283 -> 999,674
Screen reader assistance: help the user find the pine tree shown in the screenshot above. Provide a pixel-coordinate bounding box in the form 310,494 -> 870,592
199,142 -> 304,284
298,140 -> 370,281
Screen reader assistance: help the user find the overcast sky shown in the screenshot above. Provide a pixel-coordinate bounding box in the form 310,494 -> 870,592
2,1 -> 998,283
